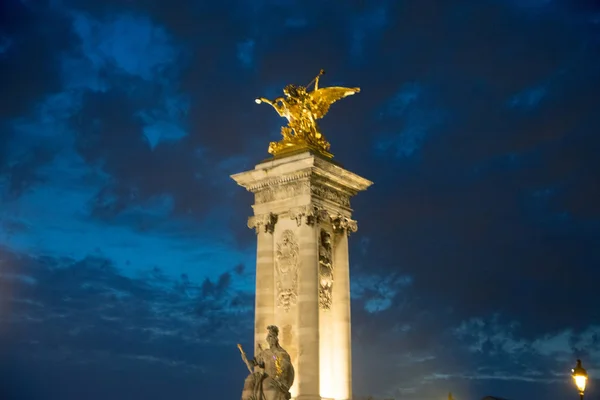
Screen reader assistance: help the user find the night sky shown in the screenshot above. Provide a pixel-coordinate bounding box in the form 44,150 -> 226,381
1,0 -> 599,399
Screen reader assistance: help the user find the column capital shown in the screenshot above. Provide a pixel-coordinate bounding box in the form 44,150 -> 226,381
288,205 -> 329,226
287,206 -> 358,234
331,214 -> 358,235
248,212 -> 278,234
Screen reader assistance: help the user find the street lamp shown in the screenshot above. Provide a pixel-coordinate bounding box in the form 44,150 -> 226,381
572,359 -> 588,400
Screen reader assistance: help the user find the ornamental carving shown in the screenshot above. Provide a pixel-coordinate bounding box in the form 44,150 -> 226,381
247,213 -> 278,234
246,170 -> 312,192
319,230 -> 334,310
255,180 -> 311,204
288,205 -> 330,226
331,214 -> 358,235
275,230 -> 300,312
311,184 -> 351,208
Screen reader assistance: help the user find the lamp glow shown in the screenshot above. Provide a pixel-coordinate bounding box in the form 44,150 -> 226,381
572,359 -> 588,400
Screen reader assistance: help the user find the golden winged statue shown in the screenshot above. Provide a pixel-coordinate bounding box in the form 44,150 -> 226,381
255,69 -> 360,158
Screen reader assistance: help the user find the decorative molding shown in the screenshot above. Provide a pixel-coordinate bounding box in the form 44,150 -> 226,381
312,156 -> 374,192
247,213 -> 278,234
253,178 -> 351,208
254,180 -> 311,204
230,153 -> 373,197
318,230 -> 334,310
247,170 -> 313,192
275,230 -> 300,312
311,182 -> 351,208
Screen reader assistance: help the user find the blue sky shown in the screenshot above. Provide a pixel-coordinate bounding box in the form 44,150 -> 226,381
0,0 -> 599,399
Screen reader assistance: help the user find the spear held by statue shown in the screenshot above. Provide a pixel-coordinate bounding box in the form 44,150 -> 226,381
237,343 -> 254,373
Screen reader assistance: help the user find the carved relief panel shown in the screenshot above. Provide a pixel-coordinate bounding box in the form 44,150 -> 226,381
318,229 -> 334,310
275,230 -> 300,312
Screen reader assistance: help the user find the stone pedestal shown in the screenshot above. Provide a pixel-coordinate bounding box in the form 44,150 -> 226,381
231,151 -> 372,400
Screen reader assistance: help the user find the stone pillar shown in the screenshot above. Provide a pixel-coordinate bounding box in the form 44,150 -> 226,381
248,213 -> 276,353
296,216 -> 320,400
332,226 -> 352,400
231,151 -> 372,400
319,227 -> 335,400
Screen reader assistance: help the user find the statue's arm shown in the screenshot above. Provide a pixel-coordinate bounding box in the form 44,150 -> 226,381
252,351 -> 265,369
255,97 -> 272,105
255,97 -> 287,117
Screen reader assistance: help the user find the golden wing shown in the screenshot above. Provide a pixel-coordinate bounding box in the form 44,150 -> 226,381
307,86 -> 360,120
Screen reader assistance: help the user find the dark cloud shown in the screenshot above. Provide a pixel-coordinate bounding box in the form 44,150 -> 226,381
0,247 -> 253,399
343,0 -> 600,344
0,1 -> 77,187
0,1 -> 75,119
71,87 -> 218,220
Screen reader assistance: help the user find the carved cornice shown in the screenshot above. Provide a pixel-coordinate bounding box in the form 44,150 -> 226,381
253,178 -> 351,208
247,213 -> 278,234
312,156 -> 374,192
311,180 -> 351,208
230,152 -> 373,197
255,180 -> 311,204
246,170 -> 313,192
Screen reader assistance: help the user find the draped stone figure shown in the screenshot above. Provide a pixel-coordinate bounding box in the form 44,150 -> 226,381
238,325 -> 295,400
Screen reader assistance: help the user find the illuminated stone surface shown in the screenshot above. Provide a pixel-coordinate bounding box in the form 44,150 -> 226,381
232,151 -> 372,400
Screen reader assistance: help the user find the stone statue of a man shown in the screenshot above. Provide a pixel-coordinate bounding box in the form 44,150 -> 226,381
237,325 -> 295,400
